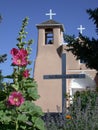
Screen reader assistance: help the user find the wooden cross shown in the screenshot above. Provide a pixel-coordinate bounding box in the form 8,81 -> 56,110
45,9 -> 56,19
43,53 -> 85,115
77,25 -> 85,34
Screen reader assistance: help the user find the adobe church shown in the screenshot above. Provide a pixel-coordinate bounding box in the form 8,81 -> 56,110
34,9 -> 96,113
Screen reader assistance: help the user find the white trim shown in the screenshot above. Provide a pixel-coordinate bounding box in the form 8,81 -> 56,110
67,69 -> 96,72
67,70 -> 96,80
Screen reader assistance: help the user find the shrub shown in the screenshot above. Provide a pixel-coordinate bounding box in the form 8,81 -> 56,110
44,90 -> 98,130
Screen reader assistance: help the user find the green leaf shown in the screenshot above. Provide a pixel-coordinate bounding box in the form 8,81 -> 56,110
0,91 -> 6,101
0,110 -> 12,123
22,79 -> 38,88
32,117 -> 45,130
18,101 -> 44,116
11,83 -> 19,90
0,101 -> 6,110
20,125 -> 26,130
17,114 -> 28,122
27,87 -> 40,100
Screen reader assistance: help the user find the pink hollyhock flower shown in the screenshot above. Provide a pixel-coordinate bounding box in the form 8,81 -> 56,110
10,48 -> 19,56
11,48 -> 28,57
19,49 -> 28,57
12,54 -> 28,66
10,48 -> 28,66
23,69 -> 30,78
7,91 -> 25,107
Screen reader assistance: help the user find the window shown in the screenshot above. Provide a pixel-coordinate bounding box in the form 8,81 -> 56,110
45,28 -> 53,45
79,58 -> 87,64
80,59 -> 85,64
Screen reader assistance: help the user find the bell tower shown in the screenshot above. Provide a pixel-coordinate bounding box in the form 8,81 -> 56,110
34,9 -> 65,112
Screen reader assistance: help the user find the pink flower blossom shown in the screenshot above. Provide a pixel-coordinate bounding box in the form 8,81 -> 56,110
10,48 -> 19,56
12,54 -> 28,66
18,49 -> 28,57
7,91 -> 25,107
10,48 -> 28,66
23,69 -> 30,78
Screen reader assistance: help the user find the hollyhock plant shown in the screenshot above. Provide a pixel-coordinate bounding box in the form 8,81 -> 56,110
0,17 -> 45,130
7,91 -> 24,107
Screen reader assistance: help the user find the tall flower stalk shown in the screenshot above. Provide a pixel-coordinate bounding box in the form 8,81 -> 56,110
0,17 -> 45,130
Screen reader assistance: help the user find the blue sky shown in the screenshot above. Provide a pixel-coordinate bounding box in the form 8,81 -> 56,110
0,0 -> 98,78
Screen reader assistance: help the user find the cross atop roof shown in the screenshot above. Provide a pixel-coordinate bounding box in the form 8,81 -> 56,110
77,25 -> 85,34
45,9 -> 56,20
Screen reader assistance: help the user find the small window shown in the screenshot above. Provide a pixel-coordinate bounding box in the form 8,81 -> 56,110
80,60 -> 85,64
80,59 -> 85,64
45,28 -> 53,45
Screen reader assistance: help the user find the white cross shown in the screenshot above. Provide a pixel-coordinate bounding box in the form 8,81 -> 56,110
45,9 -> 56,20
77,25 -> 85,34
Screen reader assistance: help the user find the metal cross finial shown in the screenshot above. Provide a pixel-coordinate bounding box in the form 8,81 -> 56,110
77,25 -> 85,34
45,9 -> 56,19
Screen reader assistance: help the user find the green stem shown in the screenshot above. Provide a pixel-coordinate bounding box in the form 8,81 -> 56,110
15,107 -> 19,130
16,120 -> 18,130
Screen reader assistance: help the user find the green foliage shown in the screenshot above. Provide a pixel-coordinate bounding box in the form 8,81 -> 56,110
0,70 -> 3,89
71,90 -> 98,110
0,14 -> 2,23
0,17 -> 46,130
64,8 -> 98,71
87,8 -> 98,35
0,54 -> 7,63
44,90 -> 98,130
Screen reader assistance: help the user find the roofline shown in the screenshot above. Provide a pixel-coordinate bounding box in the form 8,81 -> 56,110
36,24 -> 65,32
